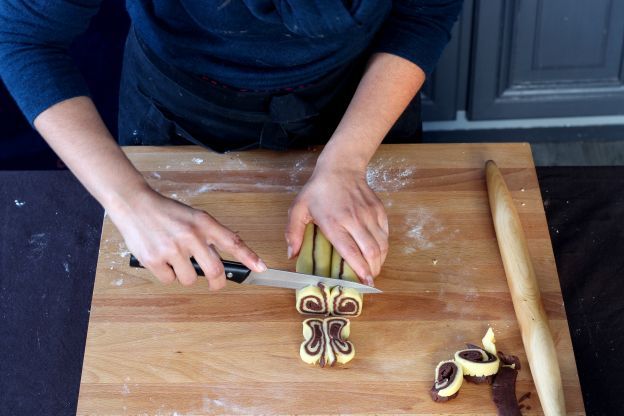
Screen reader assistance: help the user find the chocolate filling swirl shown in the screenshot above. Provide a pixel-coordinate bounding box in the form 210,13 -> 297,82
302,319 -> 325,358
429,361 -> 462,402
299,295 -> 326,314
434,362 -> 458,390
296,284 -> 362,317
455,345 -> 500,384
331,286 -> 361,316
458,349 -> 497,363
297,283 -> 330,315
326,318 -> 353,355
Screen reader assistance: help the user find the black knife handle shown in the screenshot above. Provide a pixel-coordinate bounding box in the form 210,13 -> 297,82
221,260 -> 252,283
129,254 -> 251,284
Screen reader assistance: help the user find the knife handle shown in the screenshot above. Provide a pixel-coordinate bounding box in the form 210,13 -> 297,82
129,254 -> 251,284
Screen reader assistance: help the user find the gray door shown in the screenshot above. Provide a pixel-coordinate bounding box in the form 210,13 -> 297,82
421,0 -> 473,121
468,0 -> 624,120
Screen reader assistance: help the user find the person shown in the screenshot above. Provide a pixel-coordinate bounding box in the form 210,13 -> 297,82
0,0 -> 462,290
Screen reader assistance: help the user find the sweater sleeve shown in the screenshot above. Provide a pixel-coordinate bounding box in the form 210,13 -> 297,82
373,0 -> 463,76
0,0 -> 102,124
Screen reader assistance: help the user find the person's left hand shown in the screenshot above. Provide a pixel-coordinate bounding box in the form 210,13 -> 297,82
285,161 -> 389,286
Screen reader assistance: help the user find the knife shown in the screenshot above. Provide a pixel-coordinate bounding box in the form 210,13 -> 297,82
129,255 -> 381,294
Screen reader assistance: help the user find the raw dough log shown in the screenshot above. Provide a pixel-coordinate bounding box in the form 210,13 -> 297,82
296,223 -> 360,282
295,284 -> 363,317
300,317 -> 354,367
296,223 -> 332,277
430,360 -> 463,402
454,327 -> 500,384
330,249 -> 359,282
296,284 -> 331,315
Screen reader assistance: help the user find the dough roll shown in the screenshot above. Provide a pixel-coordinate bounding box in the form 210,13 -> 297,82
295,284 -> 331,315
329,286 -> 363,317
430,360 -> 463,402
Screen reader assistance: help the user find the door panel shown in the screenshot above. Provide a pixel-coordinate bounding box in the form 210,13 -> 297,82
469,0 -> 624,120
421,0 -> 473,121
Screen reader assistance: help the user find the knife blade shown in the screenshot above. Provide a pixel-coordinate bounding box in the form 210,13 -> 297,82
129,255 -> 382,294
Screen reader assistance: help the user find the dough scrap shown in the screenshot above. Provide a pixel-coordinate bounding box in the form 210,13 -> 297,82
295,284 -> 331,315
430,327 -> 522,406
492,365 -> 522,415
430,360 -> 463,401
454,327 -> 500,383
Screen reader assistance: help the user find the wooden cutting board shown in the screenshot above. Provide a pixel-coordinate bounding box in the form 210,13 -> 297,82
77,144 -> 584,415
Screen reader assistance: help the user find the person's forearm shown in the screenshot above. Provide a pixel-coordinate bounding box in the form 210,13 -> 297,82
34,96 -> 265,287
33,96 -> 149,213
286,53 -> 423,280
317,52 -> 426,171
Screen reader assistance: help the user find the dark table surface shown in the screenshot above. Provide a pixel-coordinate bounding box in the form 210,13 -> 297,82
1,167 -> 623,416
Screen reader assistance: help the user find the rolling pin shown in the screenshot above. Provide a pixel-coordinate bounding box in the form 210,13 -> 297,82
485,160 -> 566,416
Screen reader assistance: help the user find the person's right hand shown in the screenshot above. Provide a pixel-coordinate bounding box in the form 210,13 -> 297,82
107,186 -> 267,290
30,96 -> 264,290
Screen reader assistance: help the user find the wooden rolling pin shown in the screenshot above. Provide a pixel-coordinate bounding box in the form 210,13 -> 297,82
485,160 -> 566,416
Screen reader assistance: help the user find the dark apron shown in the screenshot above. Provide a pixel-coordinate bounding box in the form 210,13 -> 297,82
118,27 -> 421,152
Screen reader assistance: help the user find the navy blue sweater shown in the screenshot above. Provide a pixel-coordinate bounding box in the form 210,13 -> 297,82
0,0 -> 462,124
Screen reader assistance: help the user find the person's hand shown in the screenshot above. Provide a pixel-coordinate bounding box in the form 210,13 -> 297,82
108,186 -> 266,289
285,162 -> 389,286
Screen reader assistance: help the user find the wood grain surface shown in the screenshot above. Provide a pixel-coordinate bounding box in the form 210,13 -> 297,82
77,144 -> 584,415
